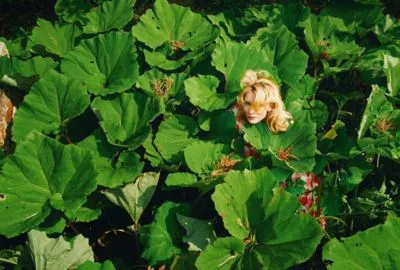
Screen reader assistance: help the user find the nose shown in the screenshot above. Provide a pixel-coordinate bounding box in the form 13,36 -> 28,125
249,107 -> 257,115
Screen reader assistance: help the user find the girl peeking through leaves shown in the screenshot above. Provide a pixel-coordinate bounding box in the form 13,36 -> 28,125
230,70 -> 326,228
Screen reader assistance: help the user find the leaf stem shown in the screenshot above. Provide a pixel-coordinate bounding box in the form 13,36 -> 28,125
62,213 -> 80,235
317,215 -> 346,226
64,127 -> 73,144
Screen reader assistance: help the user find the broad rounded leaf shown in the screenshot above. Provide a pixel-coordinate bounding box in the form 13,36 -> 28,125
143,48 -> 208,70
140,201 -> 191,265
136,69 -> 188,103
8,56 -> 58,91
323,215 -> 400,270
78,129 -> 144,187
299,14 -> 349,59
212,168 -> 277,240
211,168 -> 323,269
61,31 -> 139,96
383,55 -> 400,97
195,237 -> 245,270
0,131 -> 97,238
91,92 -> 164,150
12,70 -> 90,143
28,230 -> 94,270
243,121 -> 317,172
177,214 -> 217,252
299,14 -> 364,74
252,188 -> 323,268
358,85 -> 395,139
78,260 -> 116,270
248,24 -> 308,86
102,172 -> 160,226
30,19 -> 82,57
184,140 -> 230,175
154,114 -> 199,164
83,0 -> 135,34
55,0 -> 91,23
212,39 -> 277,92
184,75 -> 237,111
132,0 -> 218,51
165,172 -> 197,187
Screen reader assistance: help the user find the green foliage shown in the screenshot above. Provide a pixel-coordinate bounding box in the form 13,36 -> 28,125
1,0 -> 399,269
92,92 -> 165,149
323,215 -> 400,269
0,131 -> 97,237
102,172 -> 160,226
61,31 -> 139,96
12,70 -> 90,143
198,168 -> 323,269
27,230 -> 94,270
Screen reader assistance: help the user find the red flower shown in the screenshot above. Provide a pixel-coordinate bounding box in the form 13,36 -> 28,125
244,144 -> 257,157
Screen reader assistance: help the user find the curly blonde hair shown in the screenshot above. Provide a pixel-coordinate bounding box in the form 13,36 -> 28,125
237,70 -> 293,133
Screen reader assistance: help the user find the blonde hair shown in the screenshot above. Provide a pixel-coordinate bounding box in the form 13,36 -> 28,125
237,70 -> 293,133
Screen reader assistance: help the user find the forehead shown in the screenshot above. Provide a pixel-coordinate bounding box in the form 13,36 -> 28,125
244,90 -> 267,103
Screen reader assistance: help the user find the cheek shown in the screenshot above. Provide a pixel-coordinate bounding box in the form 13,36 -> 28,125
260,108 -> 268,117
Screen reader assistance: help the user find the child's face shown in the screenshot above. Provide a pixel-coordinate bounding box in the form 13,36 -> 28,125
242,91 -> 271,124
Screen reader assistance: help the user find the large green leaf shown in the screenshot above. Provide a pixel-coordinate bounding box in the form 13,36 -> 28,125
201,168 -> 323,269
11,57 -> 58,78
323,215 -> 400,269
184,75 -> 237,112
212,168 -> 277,240
356,85 -> 400,160
55,0 -> 91,23
373,15 -> 400,45
136,69 -> 188,105
27,230 -> 94,270
61,31 -> 139,96
247,24 -> 308,86
285,75 -> 329,129
30,19 -> 82,57
243,121 -> 317,172
197,110 -> 239,144
12,70 -> 90,144
212,39 -> 277,92
321,1 -> 384,33
165,172 -> 197,188
154,114 -> 199,164
140,201 -> 191,266
0,131 -> 97,238
195,237 -> 245,270
299,14 -> 364,75
251,188 -> 324,268
77,129 -> 144,187
184,140 -> 231,175
355,44 -> 400,83
243,3 -> 310,33
78,260 -> 116,270
83,0 -> 135,34
6,56 -> 58,91
358,85 -> 396,139
299,14 -> 348,58
142,129 -> 178,171
132,0 -> 218,51
91,92 -> 164,150
207,11 -> 253,41
319,120 -> 356,160
102,172 -> 160,228
383,55 -> 400,97
142,41 -> 211,70
176,214 -> 217,252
